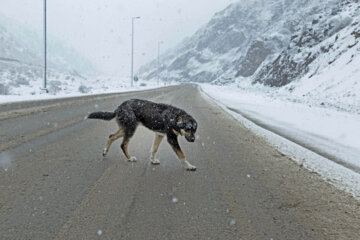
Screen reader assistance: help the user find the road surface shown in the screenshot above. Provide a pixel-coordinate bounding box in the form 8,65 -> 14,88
0,84 -> 359,239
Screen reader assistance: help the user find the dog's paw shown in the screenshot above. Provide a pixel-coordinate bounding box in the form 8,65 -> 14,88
186,164 -> 197,171
128,156 -> 137,162
151,158 -> 160,165
102,149 -> 107,157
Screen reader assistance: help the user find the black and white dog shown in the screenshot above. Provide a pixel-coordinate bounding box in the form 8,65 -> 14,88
87,99 -> 198,171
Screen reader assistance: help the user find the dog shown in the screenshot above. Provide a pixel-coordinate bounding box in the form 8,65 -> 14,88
86,99 -> 198,171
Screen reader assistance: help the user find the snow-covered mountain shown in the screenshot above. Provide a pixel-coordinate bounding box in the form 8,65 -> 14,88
0,14 -> 96,74
138,0 -> 360,111
0,14 -> 99,95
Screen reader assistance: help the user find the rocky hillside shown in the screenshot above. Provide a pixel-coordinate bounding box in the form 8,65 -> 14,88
138,0 -> 360,87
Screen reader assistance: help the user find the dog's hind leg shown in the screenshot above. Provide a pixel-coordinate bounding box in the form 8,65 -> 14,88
103,128 -> 124,156
150,133 -> 164,165
120,135 -> 137,162
116,105 -> 137,162
167,133 -> 196,171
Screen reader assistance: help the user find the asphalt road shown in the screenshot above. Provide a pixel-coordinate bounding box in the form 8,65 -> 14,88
0,84 -> 359,240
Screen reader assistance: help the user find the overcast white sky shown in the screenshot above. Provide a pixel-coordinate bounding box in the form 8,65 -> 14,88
0,0 -> 236,77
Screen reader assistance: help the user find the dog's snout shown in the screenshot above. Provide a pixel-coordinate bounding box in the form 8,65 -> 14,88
185,135 -> 195,142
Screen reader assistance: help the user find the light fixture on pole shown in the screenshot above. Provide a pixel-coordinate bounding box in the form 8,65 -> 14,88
131,16 -> 140,87
157,41 -> 163,85
41,0 -> 48,93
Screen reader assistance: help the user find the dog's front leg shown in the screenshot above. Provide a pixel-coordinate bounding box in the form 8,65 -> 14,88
167,134 -> 196,171
150,133 -> 164,165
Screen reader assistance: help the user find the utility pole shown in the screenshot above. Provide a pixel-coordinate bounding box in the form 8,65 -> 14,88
41,0 -> 48,93
131,16 -> 140,87
157,41 -> 163,85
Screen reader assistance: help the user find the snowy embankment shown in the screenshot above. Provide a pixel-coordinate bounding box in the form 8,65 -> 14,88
0,76 -> 161,104
200,83 -> 360,199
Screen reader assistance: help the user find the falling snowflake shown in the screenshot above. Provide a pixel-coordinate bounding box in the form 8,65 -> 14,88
0,153 -> 12,171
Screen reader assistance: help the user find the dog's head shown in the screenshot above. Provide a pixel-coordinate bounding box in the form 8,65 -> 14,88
177,116 -> 198,142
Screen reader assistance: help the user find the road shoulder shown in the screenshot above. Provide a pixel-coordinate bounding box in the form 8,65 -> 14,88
197,86 -> 360,239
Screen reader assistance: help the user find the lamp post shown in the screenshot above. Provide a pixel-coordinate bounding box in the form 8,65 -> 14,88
157,41 -> 163,85
131,16 -> 140,87
41,0 -> 48,93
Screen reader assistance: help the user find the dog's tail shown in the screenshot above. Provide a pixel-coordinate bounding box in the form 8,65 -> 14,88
86,111 -> 116,121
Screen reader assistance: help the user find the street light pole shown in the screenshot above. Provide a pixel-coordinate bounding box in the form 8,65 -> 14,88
157,41 -> 163,85
131,16 -> 140,87
42,0 -> 48,93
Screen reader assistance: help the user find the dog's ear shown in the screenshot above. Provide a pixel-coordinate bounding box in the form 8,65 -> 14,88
175,118 -> 186,136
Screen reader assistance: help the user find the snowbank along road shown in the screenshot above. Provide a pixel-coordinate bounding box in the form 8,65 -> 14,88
0,84 -> 359,239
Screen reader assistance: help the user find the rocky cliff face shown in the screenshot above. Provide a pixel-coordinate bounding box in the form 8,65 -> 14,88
139,0 -> 360,87
254,1 -> 358,86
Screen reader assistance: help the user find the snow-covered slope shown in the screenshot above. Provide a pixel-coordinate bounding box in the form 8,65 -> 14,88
0,14 -> 96,74
0,14 -> 102,96
0,55 -> 155,98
